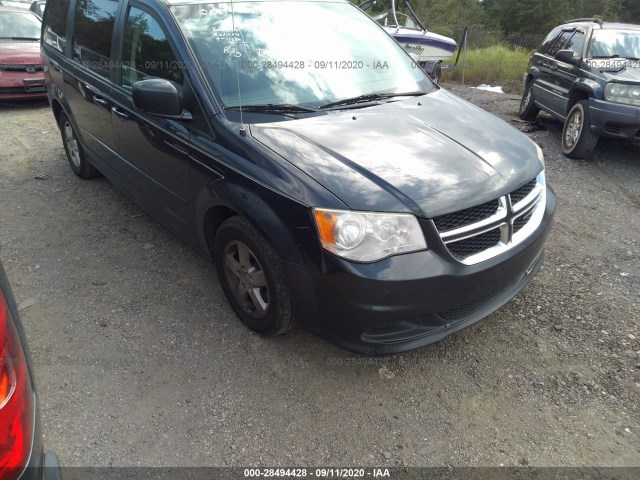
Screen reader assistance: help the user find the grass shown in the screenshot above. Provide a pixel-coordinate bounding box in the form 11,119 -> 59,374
443,44 -> 532,86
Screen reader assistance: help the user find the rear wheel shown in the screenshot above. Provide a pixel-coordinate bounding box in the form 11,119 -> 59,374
519,81 -> 540,120
58,113 -> 100,179
562,100 -> 599,159
213,216 -> 294,336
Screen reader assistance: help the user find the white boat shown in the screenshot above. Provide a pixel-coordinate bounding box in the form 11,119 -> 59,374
361,0 -> 457,82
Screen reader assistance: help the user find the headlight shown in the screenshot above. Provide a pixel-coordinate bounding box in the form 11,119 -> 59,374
313,208 -> 427,262
604,83 -> 640,106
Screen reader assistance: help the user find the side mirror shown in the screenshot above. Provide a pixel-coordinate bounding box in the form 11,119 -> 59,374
132,78 -> 191,120
555,49 -> 580,66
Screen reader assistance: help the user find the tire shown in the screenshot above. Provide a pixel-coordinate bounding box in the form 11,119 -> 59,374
58,112 -> 100,179
519,81 -> 540,120
213,216 -> 294,336
562,100 -> 599,159
430,62 -> 442,85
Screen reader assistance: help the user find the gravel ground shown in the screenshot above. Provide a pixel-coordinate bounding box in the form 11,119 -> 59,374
0,85 -> 638,469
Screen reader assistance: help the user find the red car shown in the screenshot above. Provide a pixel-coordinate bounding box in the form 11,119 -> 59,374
0,6 -> 46,101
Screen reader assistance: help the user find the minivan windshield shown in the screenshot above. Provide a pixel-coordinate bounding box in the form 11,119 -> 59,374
170,0 -> 433,111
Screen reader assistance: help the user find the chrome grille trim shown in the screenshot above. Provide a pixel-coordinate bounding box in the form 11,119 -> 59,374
435,172 -> 546,265
440,197 -> 507,241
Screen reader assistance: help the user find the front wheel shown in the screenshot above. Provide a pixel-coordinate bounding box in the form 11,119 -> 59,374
213,216 -> 295,336
562,100 -> 599,159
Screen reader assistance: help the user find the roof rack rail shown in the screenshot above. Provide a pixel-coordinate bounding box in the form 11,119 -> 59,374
562,18 -> 603,26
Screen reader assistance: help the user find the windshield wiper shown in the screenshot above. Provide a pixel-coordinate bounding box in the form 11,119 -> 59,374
223,104 -> 317,114
0,37 -> 40,41
592,54 -> 640,60
319,91 -> 424,110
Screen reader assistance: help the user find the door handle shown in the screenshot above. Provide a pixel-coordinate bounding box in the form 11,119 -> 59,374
93,96 -> 108,107
536,60 -> 543,66
111,107 -> 129,121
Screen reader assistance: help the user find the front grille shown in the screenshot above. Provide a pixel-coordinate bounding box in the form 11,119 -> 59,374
0,64 -> 43,72
432,199 -> 499,232
447,228 -> 501,259
509,179 -> 536,205
513,209 -> 533,234
0,85 -> 45,95
432,173 -> 545,264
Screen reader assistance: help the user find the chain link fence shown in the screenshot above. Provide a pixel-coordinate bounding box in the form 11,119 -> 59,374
451,26 -> 545,51
439,26 -> 546,86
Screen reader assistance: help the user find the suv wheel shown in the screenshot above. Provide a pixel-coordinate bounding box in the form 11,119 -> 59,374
213,216 -> 295,336
519,81 -> 540,120
562,100 -> 599,159
58,113 -> 100,179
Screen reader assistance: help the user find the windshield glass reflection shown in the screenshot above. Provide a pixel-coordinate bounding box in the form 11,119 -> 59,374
171,1 -> 433,109
589,30 -> 640,58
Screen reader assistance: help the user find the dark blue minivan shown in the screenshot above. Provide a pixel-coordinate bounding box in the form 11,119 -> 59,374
41,0 -> 555,355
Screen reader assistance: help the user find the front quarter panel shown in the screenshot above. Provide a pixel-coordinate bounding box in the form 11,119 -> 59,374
188,118 -> 346,266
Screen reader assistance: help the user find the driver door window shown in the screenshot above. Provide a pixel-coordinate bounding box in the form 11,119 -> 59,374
121,6 -> 184,91
565,31 -> 586,57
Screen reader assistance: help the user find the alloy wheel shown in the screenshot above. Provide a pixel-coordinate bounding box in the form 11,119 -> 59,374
63,121 -> 81,169
564,108 -> 583,149
223,240 -> 269,319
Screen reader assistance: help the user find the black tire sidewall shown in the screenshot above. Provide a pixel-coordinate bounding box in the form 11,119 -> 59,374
213,217 -> 291,335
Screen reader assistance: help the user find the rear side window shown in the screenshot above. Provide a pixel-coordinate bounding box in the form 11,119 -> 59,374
73,0 -> 119,78
43,0 -> 70,53
120,7 -> 184,91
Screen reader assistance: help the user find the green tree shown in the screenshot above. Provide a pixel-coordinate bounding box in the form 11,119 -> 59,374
620,0 -> 640,22
486,0 -> 632,35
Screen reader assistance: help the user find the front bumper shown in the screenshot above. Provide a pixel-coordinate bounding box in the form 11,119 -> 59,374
0,72 -> 47,101
287,187 -> 556,356
589,98 -> 640,140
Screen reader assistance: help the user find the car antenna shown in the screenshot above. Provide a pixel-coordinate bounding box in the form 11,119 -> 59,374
229,0 -> 246,136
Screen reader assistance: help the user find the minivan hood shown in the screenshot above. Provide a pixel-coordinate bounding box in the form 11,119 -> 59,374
250,89 -> 543,218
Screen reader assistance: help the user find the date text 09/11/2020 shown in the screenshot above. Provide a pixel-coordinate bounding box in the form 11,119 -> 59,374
243,468 -> 392,478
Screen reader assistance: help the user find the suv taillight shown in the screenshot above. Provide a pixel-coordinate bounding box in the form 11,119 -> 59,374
0,288 -> 34,479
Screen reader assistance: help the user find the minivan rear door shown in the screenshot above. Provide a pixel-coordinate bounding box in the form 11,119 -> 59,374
63,0 -> 120,166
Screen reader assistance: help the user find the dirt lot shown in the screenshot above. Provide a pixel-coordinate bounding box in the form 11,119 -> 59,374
0,85 -> 638,469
